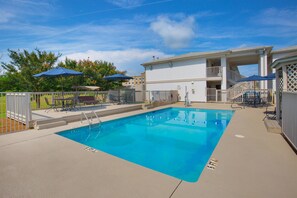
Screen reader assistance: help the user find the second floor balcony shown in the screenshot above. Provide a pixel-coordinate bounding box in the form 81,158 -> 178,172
206,66 -> 243,82
207,66 -> 222,77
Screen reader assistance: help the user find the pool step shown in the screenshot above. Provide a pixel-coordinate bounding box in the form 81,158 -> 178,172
36,120 -> 67,130
264,119 -> 281,134
35,117 -> 65,126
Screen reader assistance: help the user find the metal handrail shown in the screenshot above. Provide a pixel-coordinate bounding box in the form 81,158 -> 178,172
91,111 -> 101,124
81,111 -> 102,129
81,112 -> 91,125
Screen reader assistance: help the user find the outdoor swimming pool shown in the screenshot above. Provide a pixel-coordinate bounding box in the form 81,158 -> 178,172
57,107 -> 234,182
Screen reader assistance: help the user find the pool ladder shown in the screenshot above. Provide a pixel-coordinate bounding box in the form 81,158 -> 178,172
81,111 -> 102,129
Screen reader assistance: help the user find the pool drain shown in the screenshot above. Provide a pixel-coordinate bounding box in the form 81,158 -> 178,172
84,146 -> 98,153
207,158 -> 218,170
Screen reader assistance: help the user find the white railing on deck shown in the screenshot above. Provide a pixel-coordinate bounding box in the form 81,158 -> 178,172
6,93 -> 32,125
30,91 -> 109,110
207,88 -> 228,102
206,88 -> 217,101
0,92 -> 31,134
282,92 -> 297,150
207,66 -> 222,77
145,90 -> 179,104
207,88 -> 272,103
227,81 -> 253,101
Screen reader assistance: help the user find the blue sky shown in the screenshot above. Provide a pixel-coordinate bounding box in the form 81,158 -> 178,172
1,0 -> 297,76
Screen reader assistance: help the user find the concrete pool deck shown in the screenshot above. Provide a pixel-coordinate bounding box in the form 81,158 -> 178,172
0,103 -> 296,197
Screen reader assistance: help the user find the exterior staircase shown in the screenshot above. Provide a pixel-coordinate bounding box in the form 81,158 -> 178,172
227,81 -> 253,101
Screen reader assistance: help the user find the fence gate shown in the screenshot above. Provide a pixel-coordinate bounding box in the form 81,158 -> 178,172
0,92 -> 32,134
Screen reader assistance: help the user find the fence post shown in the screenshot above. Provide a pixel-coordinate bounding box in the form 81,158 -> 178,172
25,92 -> 32,128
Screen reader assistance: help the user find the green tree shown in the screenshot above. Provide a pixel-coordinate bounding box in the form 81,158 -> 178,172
1,49 -> 61,92
58,58 -> 124,91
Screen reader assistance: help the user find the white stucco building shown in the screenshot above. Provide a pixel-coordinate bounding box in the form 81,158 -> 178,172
122,72 -> 145,91
142,46 -> 297,102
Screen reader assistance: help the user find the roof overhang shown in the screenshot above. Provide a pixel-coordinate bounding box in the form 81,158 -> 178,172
142,46 -> 273,67
271,46 -> 297,54
229,46 -> 273,55
141,50 -> 231,66
270,55 -> 297,69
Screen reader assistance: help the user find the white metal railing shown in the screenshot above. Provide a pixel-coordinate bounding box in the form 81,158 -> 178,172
1,92 -> 31,134
233,89 -> 273,104
226,81 -> 253,101
145,90 -> 179,104
207,88 -> 273,103
30,91 -> 109,110
107,89 -> 136,104
207,66 -> 222,77
206,88 -> 228,102
216,90 -> 228,102
206,88 -> 217,101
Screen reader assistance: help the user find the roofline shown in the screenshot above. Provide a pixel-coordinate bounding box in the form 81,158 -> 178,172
230,46 -> 273,53
270,55 -> 297,69
141,50 -> 231,66
271,46 -> 297,54
142,46 -> 273,66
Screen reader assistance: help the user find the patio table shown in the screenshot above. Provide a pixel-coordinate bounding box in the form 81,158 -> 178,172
54,97 -> 75,111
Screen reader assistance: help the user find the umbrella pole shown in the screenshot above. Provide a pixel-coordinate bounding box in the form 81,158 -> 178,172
61,76 -> 64,98
61,76 -> 65,109
254,81 -> 256,107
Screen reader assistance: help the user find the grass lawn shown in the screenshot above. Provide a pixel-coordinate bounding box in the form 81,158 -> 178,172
1,95 -> 52,119
0,96 -> 6,119
0,92 -> 106,119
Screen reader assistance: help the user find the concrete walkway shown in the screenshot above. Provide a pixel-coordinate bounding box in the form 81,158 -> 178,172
0,103 -> 296,198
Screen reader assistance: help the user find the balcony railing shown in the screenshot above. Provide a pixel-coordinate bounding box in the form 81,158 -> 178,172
207,66 -> 222,77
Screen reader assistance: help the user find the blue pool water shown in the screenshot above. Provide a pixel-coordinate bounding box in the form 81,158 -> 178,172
57,107 -> 234,182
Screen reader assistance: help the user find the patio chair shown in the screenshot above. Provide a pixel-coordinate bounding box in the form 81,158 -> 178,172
109,94 -> 119,104
44,97 -> 58,112
72,94 -> 82,110
263,105 -> 276,120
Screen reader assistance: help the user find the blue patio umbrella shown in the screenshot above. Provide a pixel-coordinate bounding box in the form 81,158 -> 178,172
237,75 -> 273,107
103,73 -> 133,81
263,73 -> 276,80
33,66 -> 83,93
33,67 -> 83,77
237,75 -> 268,82
104,74 -> 133,103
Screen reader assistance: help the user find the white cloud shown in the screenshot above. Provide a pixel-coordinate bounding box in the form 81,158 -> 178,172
193,11 -> 224,19
106,0 -> 144,8
0,0 -> 55,24
0,10 -> 15,23
150,15 -> 196,49
257,8 -> 297,27
0,19 -> 153,54
61,49 -> 172,76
